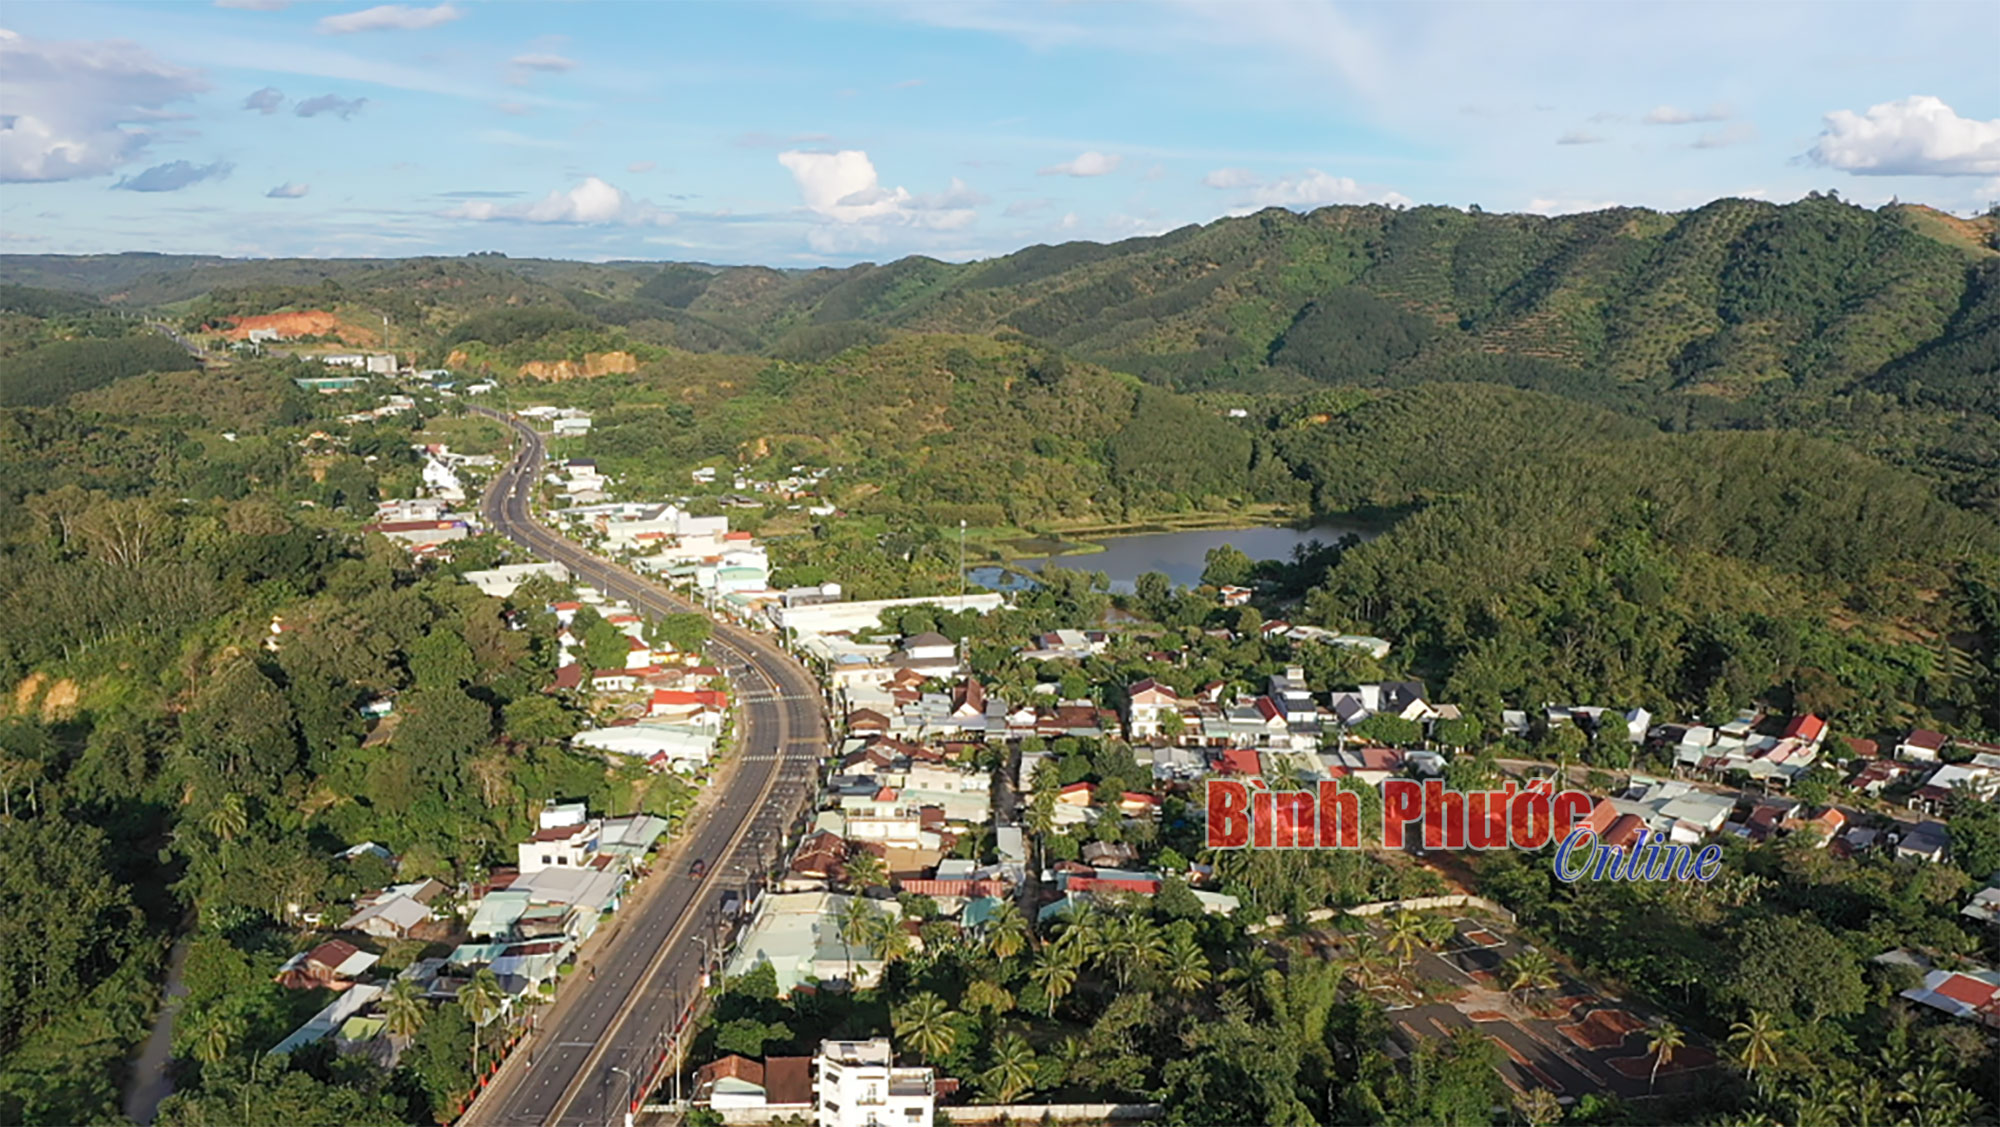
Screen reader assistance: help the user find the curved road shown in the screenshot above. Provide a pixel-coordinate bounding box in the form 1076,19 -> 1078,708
464,409 -> 828,1127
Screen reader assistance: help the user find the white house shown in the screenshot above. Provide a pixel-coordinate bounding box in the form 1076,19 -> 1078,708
1125,678 -> 1180,740
814,1039 -> 935,1127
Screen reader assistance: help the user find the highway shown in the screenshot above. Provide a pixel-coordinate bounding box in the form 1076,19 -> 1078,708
463,408 -> 830,1127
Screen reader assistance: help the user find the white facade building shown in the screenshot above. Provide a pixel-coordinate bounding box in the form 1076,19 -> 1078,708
814,1039 -> 934,1127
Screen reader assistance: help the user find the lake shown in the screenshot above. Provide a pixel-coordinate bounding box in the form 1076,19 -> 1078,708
970,521 -> 1377,594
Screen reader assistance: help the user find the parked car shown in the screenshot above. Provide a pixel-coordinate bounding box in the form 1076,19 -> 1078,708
689,858 -> 708,880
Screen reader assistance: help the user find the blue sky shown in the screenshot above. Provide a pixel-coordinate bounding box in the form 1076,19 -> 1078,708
2,0 -> 1996,265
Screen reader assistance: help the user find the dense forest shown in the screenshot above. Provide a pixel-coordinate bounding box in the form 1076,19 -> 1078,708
0,368 -> 692,1124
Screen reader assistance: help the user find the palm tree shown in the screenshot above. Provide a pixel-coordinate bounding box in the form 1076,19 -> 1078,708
1102,914 -> 1167,990
1051,902 -> 1105,965
184,1005 -> 243,1067
203,791 -> 248,843
841,850 -> 886,894
961,979 -> 1014,1018
458,968 -> 506,1078
984,900 -> 1029,961
892,992 -> 957,1062
1502,949 -> 1560,1008
1382,911 -> 1427,969
1336,936 -> 1378,991
1029,947 -> 1079,1017
382,978 -> 428,1041
1164,932 -> 1211,996
981,1033 -> 1037,1103
837,896 -> 878,983
1726,1010 -> 1783,1082
1646,1020 -> 1684,1093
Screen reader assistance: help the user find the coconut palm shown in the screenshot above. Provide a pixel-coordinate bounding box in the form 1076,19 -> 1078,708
458,967 -> 506,1077
184,1005 -> 242,1067
984,899 -> 1029,961
962,979 -> 1015,1018
841,850 -> 886,894
382,977 -> 428,1040
203,791 -> 248,843
1164,932 -> 1211,996
837,896 -> 878,982
1029,946 -> 1079,1017
1646,1020 -> 1684,1093
1726,1010 -> 1783,1082
891,992 -> 957,1062
1502,949 -> 1560,1007
980,1033 -> 1037,1103
1382,911 -> 1428,969
1102,914 -> 1167,990
1344,933 -> 1389,990
1051,901 -> 1105,964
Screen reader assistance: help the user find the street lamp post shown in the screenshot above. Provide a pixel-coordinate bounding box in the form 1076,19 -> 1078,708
607,1065 -> 637,1127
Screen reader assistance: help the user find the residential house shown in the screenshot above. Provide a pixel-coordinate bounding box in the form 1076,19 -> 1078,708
814,1039 -> 936,1127
1126,678 -> 1181,740
1900,967 -> 2000,1029
694,1055 -> 814,1119
725,892 -> 901,993
1898,729 -> 1949,763
1218,585 -> 1253,607
340,879 -> 445,940
1895,820 -> 1952,863
518,817 -> 603,874
274,940 -> 379,991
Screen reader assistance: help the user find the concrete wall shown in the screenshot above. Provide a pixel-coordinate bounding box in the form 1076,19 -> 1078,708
1245,893 -> 1515,934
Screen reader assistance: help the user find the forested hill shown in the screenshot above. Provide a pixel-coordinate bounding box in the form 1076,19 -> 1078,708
6,194 -> 1998,507
9,196 -> 1996,409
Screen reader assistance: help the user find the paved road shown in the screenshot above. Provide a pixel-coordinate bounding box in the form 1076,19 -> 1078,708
462,409 -> 829,1127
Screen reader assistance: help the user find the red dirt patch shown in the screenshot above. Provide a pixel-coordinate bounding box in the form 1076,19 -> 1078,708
1557,1009 -> 1641,1051
1463,929 -> 1501,946
1607,1044 -> 1715,1078
223,310 -> 375,344
1467,1010 -> 1510,1022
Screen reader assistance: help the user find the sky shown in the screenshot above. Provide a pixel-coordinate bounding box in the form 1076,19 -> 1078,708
1,0 -> 1997,266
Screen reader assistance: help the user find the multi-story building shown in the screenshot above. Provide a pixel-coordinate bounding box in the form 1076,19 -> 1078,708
814,1039 -> 935,1127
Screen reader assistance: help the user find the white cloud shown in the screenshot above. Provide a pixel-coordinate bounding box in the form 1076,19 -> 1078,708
1807,96 -> 2000,177
494,100 -> 530,116
242,85 -> 285,114
1556,130 -> 1607,145
1039,150 -> 1122,177
511,52 -> 574,71
1241,170 -> 1410,210
1203,167 -> 1259,189
778,149 -> 983,236
295,93 -> 367,119
316,4 -> 462,34
1643,104 -> 1730,125
215,0 -> 288,9
0,28 -> 209,182
627,160 -> 656,173
445,176 -> 673,226
266,181 -> 309,198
